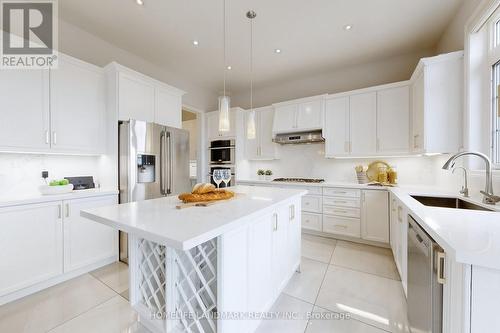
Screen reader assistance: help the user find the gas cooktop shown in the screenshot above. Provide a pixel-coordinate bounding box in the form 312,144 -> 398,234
272,178 -> 325,184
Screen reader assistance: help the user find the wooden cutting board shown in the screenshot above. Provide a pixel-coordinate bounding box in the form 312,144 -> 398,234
175,193 -> 242,209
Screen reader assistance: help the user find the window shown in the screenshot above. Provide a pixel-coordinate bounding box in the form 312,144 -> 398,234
490,18 -> 500,165
492,61 -> 500,164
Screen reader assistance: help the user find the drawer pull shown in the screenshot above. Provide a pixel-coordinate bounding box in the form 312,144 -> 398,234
333,210 -> 348,214
334,225 -> 348,229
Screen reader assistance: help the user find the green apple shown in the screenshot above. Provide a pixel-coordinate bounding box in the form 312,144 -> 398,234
59,179 -> 69,186
49,180 -> 59,186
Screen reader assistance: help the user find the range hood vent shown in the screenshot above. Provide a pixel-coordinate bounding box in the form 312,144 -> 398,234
273,130 -> 325,145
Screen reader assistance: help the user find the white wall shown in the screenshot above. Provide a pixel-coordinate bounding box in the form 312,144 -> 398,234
0,153 -> 111,198
58,19 -> 215,111
231,49 -> 435,109
436,0 -> 484,53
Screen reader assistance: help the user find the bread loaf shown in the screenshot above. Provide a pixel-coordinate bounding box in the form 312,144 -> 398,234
192,183 -> 216,194
178,189 -> 234,203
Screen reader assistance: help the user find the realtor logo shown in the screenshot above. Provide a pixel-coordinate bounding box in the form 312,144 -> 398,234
1,0 -> 58,69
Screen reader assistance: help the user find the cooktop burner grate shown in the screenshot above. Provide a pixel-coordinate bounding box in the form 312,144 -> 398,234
272,178 -> 325,183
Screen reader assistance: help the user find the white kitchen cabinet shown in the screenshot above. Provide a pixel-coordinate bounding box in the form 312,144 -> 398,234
390,194 -> 408,293
0,202 -> 63,297
155,85 -> 183,128
297,100 -> 324,131
50,55 -> 106,154
272,96 -> 325,134
377,86 -> 410,154
0,69 -> 50,152
350,92 -> 377,155
361,190 -> 389,243
410,51 -> 463,154
63,196 -> 118,273
324,96 -> 350,157
272,208 -> 290,293
206,109 -> 236,139
272,104 -> 298,134
118,72 -> 155,122
286,202 -> 301,273
106,62 -> 185,127
244,107 -> 278,160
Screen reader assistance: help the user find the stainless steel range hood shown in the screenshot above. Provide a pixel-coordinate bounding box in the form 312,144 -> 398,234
273,130 -> 325,145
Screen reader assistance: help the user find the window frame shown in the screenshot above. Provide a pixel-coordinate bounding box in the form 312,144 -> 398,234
488,11 -> 500,168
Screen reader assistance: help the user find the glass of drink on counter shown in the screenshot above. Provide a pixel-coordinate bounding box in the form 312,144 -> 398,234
221,169 -> 232,188
213,170 -> 223,188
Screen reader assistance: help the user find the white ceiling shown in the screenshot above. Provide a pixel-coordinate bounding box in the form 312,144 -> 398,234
60,0 -> 464,97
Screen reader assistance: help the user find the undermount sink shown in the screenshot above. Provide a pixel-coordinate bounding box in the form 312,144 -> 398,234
410,195 -> 494,211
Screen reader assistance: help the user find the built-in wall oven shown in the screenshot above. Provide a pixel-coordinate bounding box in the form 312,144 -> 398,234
407,215 -> 445,333
209,139 -> 235,165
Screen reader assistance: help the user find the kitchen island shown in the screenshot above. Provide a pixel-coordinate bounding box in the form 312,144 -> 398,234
81,185 -> 306,333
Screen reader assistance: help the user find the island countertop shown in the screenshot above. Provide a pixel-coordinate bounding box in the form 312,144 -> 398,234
81,185 -> 307,251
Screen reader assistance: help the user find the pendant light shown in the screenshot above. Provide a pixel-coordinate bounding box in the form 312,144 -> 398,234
246,10 -> 257,140
218,0 -> 230,132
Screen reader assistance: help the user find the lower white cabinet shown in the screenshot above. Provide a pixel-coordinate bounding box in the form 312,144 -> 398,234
63,196 -> 118,273
219,198 -> 301,333
0,195 -> 118,303
323,215 -> 361,238
389,193 -> 408,293
302,212 -> 322,231
0,202 -> 63,297
361,190 -> 389,243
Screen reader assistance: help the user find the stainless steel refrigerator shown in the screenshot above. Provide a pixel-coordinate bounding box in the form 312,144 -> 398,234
118,120 -> 191,263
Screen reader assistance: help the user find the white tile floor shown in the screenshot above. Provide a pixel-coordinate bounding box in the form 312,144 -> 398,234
0,234 -> 410,333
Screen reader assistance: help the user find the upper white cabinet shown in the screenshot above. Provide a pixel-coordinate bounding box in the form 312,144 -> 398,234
206,108 -> 238,139
410,51 -> 463,154
244,106 -> 278,160
377,86 -> 410,154
324,82 -> 410,158
106,62 -> 185,128
324,97 -> 350,156
350,92 -> 377,155
272,96 -> 325,134
0,54 -> 106,154
155,86 -> 183,128
50,54 -> 106,153
0,69 -> 50,152
361,190 -> 389,243
118,72 -> 155,123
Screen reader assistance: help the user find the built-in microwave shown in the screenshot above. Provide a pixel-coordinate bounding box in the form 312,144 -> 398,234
209,139 -> 235,165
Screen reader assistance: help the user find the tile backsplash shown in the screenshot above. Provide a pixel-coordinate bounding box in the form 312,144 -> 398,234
0,153 -> 112,198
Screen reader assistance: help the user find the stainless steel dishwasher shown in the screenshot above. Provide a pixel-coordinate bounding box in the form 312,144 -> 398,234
407,216 -> 445,333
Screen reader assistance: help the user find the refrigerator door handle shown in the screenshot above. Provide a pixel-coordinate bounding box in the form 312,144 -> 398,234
160,130 -> 167,196
167,132 -> 173,195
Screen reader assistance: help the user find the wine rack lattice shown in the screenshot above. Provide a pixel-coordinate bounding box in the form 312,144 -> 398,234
172,239 -> 218,333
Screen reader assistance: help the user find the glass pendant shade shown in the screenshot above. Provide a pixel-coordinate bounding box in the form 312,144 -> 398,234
247,111 -> 256,139
218,95 -> 231,132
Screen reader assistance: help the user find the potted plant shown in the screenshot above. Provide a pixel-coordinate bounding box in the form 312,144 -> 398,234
265,170 -> 273,181
257,169 -> 265,180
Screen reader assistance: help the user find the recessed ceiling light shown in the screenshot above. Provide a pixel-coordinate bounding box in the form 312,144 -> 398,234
136,0 -> 144,5
274,49 -> 281,54
226,65 -> 232,70
192,40 -> 199,46
344,24 -> 352,31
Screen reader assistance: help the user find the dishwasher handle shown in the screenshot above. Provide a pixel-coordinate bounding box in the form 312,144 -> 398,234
408,223 -> 430,257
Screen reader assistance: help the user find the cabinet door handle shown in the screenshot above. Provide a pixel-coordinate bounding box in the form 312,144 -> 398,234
437,251 -> 446,284
65,203 -> 70,218
273,213 -> 278,231
413,134 -> 419,149
344,141 -> 349,153
397,206 -> 403,222
45,130 -> 50,144
392,199 -> 396,212
52,131 -> 57,145
58,204 -> 62,219
289,205 -> 295,221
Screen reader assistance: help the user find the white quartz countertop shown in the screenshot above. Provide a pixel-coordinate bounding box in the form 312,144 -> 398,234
0,188 -> 119,208
81,185 -> 307,251
237,179 -> 389,190
389,187 -> 500,270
